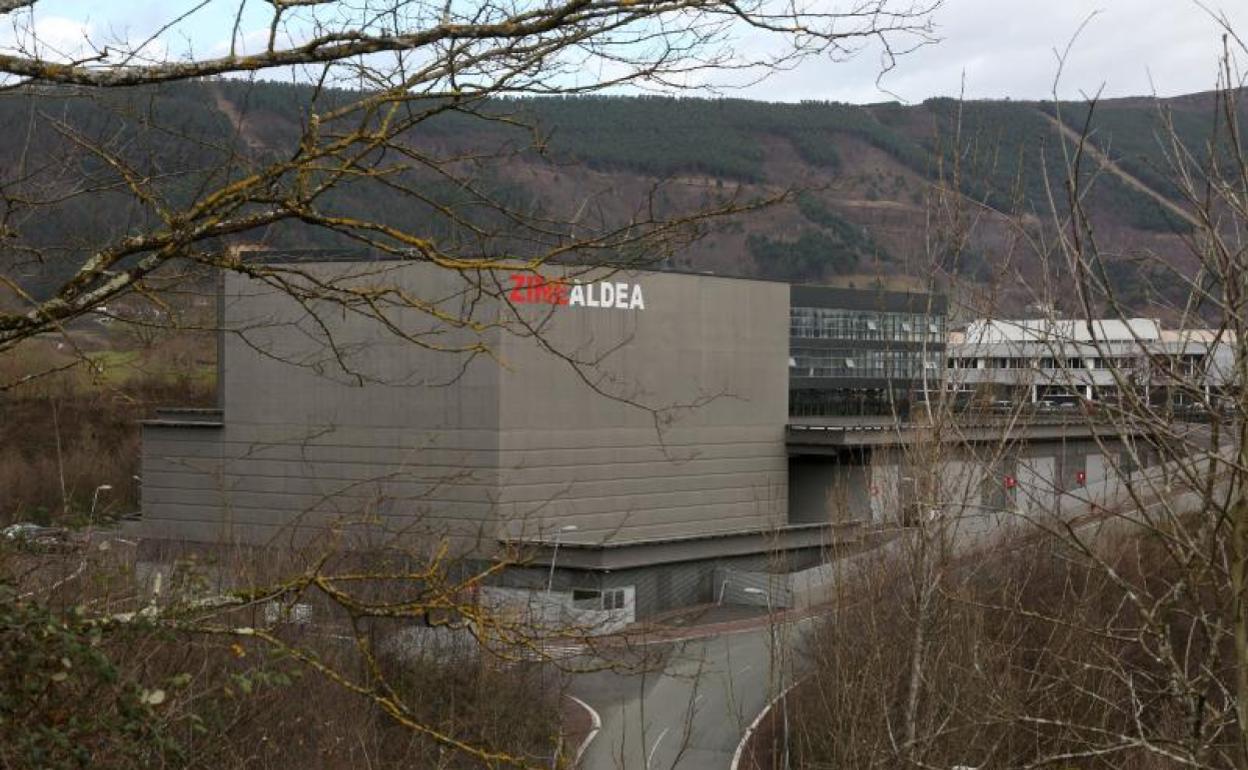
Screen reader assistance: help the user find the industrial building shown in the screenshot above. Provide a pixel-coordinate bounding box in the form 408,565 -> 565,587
138,257 -> 946,618
945,317 -> 1234,408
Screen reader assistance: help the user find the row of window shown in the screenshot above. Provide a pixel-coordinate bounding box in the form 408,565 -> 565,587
790,387 -> 915,418
790,307 -> 945,343
791,349 -> 942,380
948,354 -> 1204,372
948,356 -> 1131,370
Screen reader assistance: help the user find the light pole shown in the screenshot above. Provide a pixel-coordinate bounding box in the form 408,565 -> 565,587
545,524 -> 577,594
90,484 -> 113,523
540,524 -> 577,702
745,586 -> 790,769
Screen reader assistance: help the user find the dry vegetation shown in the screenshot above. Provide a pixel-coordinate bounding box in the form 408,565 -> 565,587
0,332 -> 215,525
792,528 -> 1236,768
1,542 -> 565,770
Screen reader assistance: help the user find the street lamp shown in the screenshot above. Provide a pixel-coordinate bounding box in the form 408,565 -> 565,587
90,484 -> 113,522
545,524 -> 578,594
540,524 -> 579,696
744,586 -> 789,769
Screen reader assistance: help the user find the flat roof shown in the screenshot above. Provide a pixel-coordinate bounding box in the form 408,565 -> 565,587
964,318 -> 1162,344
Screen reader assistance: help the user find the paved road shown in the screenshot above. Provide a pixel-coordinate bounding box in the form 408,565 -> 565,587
570,617 -> 806,770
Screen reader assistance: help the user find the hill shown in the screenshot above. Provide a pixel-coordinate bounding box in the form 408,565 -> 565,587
2,81 -> 1240,318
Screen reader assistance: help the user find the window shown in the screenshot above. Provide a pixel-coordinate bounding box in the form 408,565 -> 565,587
572,588 -> 626,611
791,306 -> 948,345
790,387 -> 914,418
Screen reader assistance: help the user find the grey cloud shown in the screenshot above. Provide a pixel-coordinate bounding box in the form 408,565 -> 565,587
732,0 -> 1248,103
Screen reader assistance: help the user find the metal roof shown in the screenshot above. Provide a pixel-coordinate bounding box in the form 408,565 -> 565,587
963,318 -> 1162,344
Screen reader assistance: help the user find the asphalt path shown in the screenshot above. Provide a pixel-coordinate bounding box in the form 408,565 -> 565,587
569,615 -> 809,770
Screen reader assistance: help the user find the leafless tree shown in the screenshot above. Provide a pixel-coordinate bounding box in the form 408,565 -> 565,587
790,25 -> 1248,770
0,2 -> 950,767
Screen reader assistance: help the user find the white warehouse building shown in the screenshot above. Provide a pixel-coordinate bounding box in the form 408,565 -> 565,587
945,317 -> 1234,408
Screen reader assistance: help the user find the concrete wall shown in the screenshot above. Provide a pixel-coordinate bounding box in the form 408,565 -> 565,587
788,455 -> 870,525
801,436 -> 1142,545
501,552 -> 787,618
143,261 -> 505,547
141,262 -> 790,554
495,267 -> 790,543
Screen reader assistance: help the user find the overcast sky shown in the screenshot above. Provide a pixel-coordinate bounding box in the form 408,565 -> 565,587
741,1 -> 1248,104
5,1 -> 1247,104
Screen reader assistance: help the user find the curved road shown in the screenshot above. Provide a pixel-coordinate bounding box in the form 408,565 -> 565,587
569,615 -> 808,770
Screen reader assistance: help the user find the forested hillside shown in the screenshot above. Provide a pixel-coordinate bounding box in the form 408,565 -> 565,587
3,80 -> 1238,316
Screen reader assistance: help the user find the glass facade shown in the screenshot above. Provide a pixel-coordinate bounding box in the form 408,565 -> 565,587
790,307 -> 945,343
790,349 -> 941,380
788,299 -> 945,419
790,388 -> 911,418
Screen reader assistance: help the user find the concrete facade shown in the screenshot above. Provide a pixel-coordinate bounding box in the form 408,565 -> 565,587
140,261 -> 790,560
494,268 -> 790,544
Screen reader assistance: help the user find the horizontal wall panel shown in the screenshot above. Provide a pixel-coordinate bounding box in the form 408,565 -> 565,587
143,497 -> 497,525
496,425 -> 784,451
142,467 -> 498,494
144,441 -> 501,468
145,454 -> 775,489
496,471 -> 784,506
500,508 -> 787,543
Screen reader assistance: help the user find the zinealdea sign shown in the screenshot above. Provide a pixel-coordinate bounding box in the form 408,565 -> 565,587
508,273 -> 646,310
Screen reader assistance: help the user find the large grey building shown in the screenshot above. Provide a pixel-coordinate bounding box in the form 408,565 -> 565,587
139,258 -> 945,617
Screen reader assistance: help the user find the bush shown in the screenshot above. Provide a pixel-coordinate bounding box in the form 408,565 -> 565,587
0,545 -> 564,770
792,532 -> 1233,768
